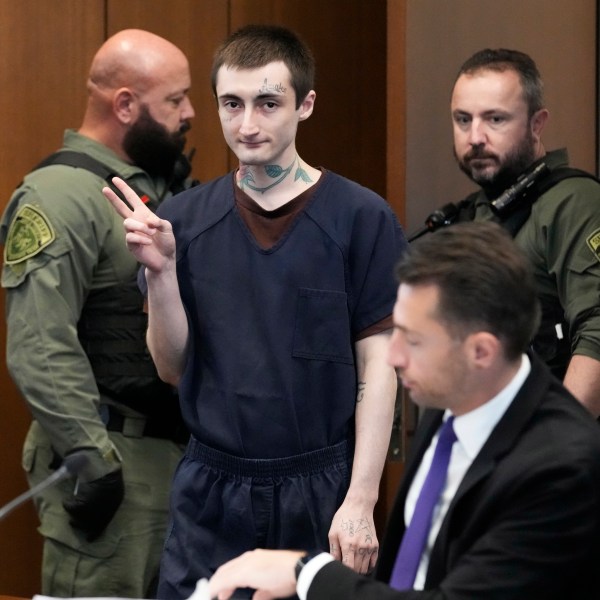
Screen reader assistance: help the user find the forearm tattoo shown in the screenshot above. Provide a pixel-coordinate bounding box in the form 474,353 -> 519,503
357,381 -> 366,403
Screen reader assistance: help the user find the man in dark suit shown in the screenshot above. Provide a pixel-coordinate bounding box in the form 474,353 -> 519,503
208,221 -> 600,599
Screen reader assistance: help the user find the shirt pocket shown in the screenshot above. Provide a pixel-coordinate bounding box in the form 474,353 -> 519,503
292,288 -> 354,364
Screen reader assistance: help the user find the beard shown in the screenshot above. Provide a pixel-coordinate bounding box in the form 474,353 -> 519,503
454,130 -> 537,197
123,104 -> 191,181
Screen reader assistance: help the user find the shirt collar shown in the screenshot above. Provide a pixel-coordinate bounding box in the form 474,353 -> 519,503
447,354 -> 531,460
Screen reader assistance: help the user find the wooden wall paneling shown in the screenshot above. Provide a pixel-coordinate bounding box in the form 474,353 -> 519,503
229,0 -> 388,198
379,0 -> 408,528
106,0 -> 231,183
0,3 -> 105,595
386,0 -> 406,224
0,1 -> 105,204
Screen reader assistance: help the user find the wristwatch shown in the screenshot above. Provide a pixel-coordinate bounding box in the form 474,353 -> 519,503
294,551 -> 320,581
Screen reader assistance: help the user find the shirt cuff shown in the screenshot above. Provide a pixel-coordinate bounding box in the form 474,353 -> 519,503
297,552 -> 335,600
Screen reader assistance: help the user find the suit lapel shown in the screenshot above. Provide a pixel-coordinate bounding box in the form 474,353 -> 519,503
426,354 -> 553,584
452,354 -> 551,506
377,355 -> 554,586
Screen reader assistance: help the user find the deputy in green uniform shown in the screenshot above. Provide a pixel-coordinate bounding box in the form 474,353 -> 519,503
0,29 -> 195,598
449,48 -> 600,416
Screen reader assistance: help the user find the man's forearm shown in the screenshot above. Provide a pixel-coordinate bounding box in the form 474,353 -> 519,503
563,353 -> 600,416
146,265 -> 189,386
349,332 -> 397,503
327,331 -> 396,572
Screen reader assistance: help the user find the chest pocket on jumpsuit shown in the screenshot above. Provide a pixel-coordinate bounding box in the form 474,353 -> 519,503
292,288 -> 354,364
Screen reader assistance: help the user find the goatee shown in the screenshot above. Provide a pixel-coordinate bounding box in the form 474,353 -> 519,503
454,132 -> 537,198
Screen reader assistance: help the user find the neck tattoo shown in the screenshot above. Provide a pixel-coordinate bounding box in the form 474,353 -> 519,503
239,155 -> 313,194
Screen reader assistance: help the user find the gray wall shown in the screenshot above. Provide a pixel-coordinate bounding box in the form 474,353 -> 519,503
405,0 -> 597,232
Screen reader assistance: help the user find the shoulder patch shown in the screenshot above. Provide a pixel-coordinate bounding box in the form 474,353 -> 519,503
586,228 -> 600,263
3,204 -> 56,264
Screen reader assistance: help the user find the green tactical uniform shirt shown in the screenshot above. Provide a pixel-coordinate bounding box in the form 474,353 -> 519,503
469,148 -> 600,366
0,129 -> 171,466
0,130 -> 183,597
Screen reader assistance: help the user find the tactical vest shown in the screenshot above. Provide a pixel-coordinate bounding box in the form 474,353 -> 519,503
31,150 -> 194,425
454,163 -> 599,380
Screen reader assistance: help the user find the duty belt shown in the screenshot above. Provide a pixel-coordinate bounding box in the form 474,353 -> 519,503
101,404 -> 189,445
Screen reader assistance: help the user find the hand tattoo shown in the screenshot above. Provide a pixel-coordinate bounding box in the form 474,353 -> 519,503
341,517 -> 373,539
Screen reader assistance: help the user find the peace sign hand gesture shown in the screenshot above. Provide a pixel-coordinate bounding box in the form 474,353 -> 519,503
102,177 -> 176,273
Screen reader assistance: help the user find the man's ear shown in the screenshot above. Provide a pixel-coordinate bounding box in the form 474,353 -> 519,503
465,331 -> 502,370
113,88 -> 137,124
298,90 -> 316,122
530,108 -> 549,140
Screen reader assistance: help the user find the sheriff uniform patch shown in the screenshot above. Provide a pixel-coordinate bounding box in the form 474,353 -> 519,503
3,204 -> 56,265
586,228 -> 600,263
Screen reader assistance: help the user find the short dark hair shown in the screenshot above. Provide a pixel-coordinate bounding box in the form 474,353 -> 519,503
456,48 -> 544,117
210,24 -> 315,109
395,222 -> 540,361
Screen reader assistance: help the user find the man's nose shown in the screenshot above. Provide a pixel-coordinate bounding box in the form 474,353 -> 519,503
387,332 -> 407,370
181,96 -> 195,121
467,119 -> 486,146
239,107 -> 259,136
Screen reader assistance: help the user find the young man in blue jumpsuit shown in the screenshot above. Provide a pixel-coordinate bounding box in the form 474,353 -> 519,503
105,25 -> 407,599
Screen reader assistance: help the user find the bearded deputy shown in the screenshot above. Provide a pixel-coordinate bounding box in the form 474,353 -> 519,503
0,29 -> 196,598
448,48 -> 600,416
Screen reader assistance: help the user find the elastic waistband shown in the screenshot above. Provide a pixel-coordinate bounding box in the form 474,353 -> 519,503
186,436 -> 353,479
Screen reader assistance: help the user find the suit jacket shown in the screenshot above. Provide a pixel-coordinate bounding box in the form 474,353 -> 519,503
309,354 -> 600,599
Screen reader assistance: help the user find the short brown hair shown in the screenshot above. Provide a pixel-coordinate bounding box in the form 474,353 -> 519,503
211,24 -> 315,109
395,222 -> 540,360
456,48 -> 544,118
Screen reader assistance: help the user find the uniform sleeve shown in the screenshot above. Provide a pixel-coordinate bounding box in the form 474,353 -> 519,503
529,178 -> 600,360
1,180 -> 118,459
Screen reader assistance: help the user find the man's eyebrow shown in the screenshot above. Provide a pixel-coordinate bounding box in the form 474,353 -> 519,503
256,92 -> 283,100
217,92 -> 282,102
453,108 -> 510,117
166,90 -> 188,100
218,92 -> 241,99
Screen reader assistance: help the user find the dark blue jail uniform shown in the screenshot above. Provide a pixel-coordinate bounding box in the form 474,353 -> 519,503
143,170 -> 405,598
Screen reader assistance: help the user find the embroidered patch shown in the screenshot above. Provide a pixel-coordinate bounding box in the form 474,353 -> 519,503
587,228 -> 600,262
3,204 -> 56,265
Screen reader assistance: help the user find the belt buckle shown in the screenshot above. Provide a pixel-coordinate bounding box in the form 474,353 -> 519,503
121,416 -> 146,438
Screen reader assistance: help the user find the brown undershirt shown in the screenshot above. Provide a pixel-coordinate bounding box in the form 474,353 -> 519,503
233,171 -> 393,340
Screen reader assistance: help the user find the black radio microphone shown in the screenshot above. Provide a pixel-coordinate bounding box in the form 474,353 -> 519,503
408,203 -> 460,242
491,162 -> 548,215
0,452 -> 89,521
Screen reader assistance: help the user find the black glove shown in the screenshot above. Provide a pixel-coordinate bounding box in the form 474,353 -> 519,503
63,468 -> 125,542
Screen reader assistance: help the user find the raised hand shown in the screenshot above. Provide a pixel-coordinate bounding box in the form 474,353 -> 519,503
102,177 -> 176,273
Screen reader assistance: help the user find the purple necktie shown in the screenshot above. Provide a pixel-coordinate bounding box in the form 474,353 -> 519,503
389,416 -> 457,590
